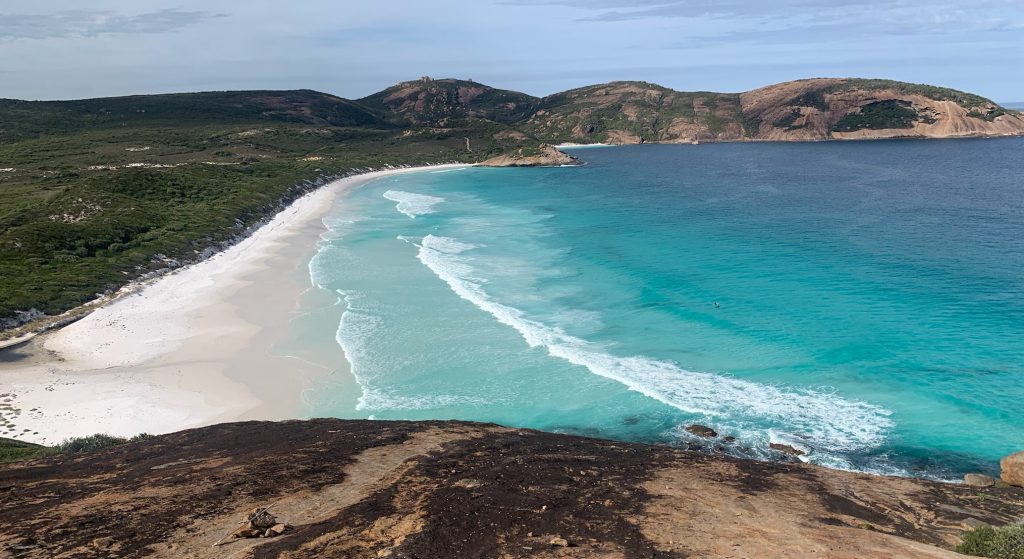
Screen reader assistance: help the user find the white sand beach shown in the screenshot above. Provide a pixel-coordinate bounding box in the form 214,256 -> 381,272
0,165 -> 470,445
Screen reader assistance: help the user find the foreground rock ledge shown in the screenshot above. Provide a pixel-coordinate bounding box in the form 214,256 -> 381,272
2,420 -> 1023,558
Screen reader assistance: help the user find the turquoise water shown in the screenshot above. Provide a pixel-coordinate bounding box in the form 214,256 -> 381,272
301,139 -> 1024,479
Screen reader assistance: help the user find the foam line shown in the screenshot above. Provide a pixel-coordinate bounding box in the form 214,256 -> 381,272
382,190 -> 445,218
415,234 -> 894,459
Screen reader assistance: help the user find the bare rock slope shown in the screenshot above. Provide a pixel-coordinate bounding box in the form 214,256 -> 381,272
742,78 -> 1024,142
2,419 -> 1023,558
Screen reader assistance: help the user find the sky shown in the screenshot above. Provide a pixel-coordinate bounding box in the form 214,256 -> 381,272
1,0 -> 1022,102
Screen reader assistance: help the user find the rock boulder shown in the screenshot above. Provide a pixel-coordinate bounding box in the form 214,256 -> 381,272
686,425 -> 718,438
1000,451 -> 1024,487
963,473 -> 996,488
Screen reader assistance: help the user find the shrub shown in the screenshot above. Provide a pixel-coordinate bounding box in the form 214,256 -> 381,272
833,100 -> 919,132
958,524 -> 1024,558
53,432 -> 153,455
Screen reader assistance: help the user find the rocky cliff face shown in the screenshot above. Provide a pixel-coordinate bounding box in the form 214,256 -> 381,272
2,419 -> 1023,559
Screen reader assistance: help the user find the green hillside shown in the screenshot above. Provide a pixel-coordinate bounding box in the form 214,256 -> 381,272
0,90 -> 385,144
0,91 -> 525,328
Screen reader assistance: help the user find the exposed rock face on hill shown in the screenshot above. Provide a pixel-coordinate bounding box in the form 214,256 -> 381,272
479,143 -> 580,167
2,420 -> 1023,559
357,77 -> 539,126
741,78 -> 1024,141
523,81 -> 748,144
354,77 -> 1024,144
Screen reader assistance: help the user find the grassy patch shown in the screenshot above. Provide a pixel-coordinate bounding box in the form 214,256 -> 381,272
0,437 -> 46,463
0,433 -> 156,463
958,524 -> 1024,558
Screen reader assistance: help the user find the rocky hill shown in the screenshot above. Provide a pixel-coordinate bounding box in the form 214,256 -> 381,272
2,419 -> 1023,558
357,77 -> 539,126
523,81 -> 748,144
4,77 -> 1020,147
352,76 -> 1024,144
741,78 -> 1023,142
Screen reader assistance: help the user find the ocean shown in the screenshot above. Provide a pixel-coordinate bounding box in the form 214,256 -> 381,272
295,138 -> 1024,479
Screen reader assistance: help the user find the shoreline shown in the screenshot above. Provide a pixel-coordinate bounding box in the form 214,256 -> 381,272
0,164 -> 471,445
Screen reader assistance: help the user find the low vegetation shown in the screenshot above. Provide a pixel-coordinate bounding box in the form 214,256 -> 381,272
0,437 -> 45,463
958,524 -> 1024,559
0,99 -> 524,328
52,433 -> 153,454
829,79 -> 991,108
833,100 -> 920,132
0,433 -> 152,462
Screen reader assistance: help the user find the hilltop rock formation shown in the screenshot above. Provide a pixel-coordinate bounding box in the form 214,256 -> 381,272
357,76 -> 539,126
479,143 -> 580,167
2,419 -> 1023,558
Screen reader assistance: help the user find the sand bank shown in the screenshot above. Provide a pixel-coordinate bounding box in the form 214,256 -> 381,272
0,165 -> 470,444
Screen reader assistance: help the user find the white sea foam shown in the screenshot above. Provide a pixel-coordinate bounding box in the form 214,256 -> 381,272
358,388 -> 484,411
334,290 -> 384,412
382,190 -> 445,218
336,288 -> 484,413
415,234 -> 894,461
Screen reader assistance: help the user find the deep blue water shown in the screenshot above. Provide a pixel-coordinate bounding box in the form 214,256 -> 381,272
299,138 -> 1024,479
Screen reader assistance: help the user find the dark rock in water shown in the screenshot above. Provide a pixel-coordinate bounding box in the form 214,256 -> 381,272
963,473 -> 997,488
770,443 -> 806,457
686,425 -> 718,438
1000,451 -> 1024,487
723,436 -> 736,443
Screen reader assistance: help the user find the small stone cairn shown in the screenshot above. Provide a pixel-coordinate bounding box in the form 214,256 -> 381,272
214,506 -> 291,545
232,507 -> 290,539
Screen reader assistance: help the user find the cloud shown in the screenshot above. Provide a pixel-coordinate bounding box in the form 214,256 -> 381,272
0,9 -> 220,40
503,0 -> 1023,31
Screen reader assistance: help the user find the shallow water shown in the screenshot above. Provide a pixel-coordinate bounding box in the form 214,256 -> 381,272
298,139 -> 1024,479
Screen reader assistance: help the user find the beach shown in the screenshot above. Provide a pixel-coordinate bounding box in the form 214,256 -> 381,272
0,165 -> 469,445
